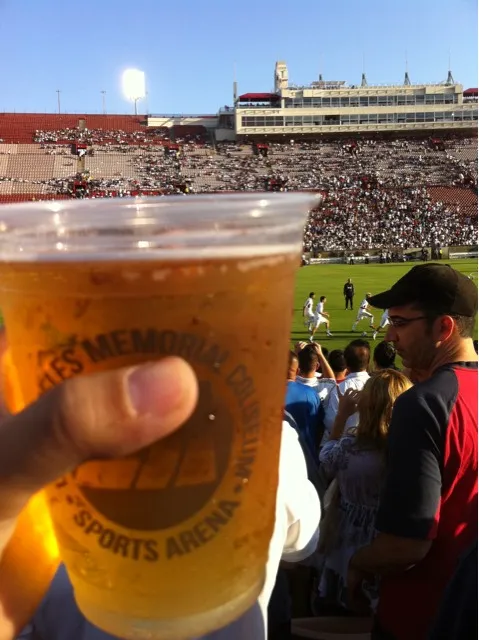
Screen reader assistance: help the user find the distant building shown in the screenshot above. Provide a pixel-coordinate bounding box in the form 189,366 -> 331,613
232,60 -> 477,138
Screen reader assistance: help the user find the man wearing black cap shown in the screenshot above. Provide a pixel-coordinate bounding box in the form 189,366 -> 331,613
347,264 -> 478,640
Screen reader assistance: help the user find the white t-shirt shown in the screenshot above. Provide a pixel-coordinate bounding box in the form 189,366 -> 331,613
359,299 -> 369,312
315,301 -> 325,316
322,371 -> 370,441
17,423 -> 320,640
303,297 -> 314,317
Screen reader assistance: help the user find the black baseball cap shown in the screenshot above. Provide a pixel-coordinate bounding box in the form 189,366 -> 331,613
368,264 -> 478,317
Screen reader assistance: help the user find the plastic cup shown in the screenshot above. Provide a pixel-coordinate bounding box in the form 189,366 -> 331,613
0,193 -> 314,639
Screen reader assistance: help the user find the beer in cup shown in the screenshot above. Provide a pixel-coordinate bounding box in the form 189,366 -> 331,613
0,193 -> 314,639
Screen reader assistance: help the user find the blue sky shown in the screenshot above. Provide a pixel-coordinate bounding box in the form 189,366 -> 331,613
0,0 -> 477,115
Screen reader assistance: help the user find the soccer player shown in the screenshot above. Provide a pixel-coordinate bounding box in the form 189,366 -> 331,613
352,293 -> 375,335
303,291 -> 316,332
311,296 -> 333,340
372,309 -> 390,340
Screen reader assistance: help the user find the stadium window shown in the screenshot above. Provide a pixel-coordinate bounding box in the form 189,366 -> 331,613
405,95 -> 415,104
350,97 -> 359,107
377,96 -> 388,105
415,113 -> 425,121
397,96 -> 406,105
331,98 -> 340,107
321,98 -> 331,107
369,96 -> 378,106
340,98 -> 350,107
303,115 -> 313,124
273,117 -> 285,126
405,113 -> 416,122
444,94 -> 455,104
359,97 -> 369,107
415,95 -> 425,105
424,113 -> 435,122
293,117 -> 302,126
348,114 -> 359,122
368,114 -> 378,123
312,99 -> 322,107
425,95 -> 435,104
285,116 -> 294,125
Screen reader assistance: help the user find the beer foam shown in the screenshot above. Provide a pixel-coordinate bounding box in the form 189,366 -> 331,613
1,242 -> 301,262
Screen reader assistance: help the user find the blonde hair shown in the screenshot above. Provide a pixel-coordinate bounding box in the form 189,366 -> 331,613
356,369 -> 412,450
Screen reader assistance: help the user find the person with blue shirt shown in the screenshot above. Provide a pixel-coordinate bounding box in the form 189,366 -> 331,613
284,351 -> 322,460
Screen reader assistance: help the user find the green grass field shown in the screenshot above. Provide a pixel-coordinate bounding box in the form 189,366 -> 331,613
292,259 -> 478,352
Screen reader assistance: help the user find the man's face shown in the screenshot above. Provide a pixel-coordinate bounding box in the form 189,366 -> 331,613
385,304 -> 436,370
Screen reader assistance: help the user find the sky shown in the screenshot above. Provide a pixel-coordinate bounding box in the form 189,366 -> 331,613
0,0 -> 477,115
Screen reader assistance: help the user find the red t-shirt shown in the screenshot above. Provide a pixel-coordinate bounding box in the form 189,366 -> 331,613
375,363 -> 478,640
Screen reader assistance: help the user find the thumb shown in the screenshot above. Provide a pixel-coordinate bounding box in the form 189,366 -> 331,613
0,357 -> 198,520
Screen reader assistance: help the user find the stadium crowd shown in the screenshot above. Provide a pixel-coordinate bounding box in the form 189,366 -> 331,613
303,184 -> 477,252
33,127 -> 171,145
0,134 -> 476,252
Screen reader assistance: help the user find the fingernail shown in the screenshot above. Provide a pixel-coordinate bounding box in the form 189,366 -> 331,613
127,359 -> 190,416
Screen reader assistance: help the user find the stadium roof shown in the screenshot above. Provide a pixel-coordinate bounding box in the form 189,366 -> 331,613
238,93 -> 279,101
464,88 -> 478,95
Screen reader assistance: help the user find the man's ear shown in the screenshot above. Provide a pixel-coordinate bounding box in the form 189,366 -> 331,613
434,315 -> 455,342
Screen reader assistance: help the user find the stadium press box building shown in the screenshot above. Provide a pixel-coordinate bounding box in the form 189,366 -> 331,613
231,60 -> 478,139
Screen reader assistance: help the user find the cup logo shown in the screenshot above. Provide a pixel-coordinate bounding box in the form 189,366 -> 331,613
73,381 -> 233,530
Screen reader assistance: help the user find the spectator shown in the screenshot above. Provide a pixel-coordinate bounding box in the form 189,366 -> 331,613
318,370 -> 412,611
296,344 -> 338,449
373,341 -> 398,370
328,349 -> 348,383
284,351 -> 322,461
348,264 -> 478,640
323,339 -> 371,443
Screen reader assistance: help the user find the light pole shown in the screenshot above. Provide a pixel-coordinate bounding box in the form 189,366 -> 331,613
101,90 -> 106,114
56,90 -> 61,114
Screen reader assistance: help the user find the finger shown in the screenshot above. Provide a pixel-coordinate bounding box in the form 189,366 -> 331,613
0,357 -> 198,519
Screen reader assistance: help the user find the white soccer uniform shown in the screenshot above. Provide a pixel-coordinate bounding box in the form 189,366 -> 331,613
303,297 -> 315,326
379,309 -> 390,329
355,299 -> 374,323
314,301 -> 328,327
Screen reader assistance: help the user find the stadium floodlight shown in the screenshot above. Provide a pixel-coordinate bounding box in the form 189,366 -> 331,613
122,69 -> 146,115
